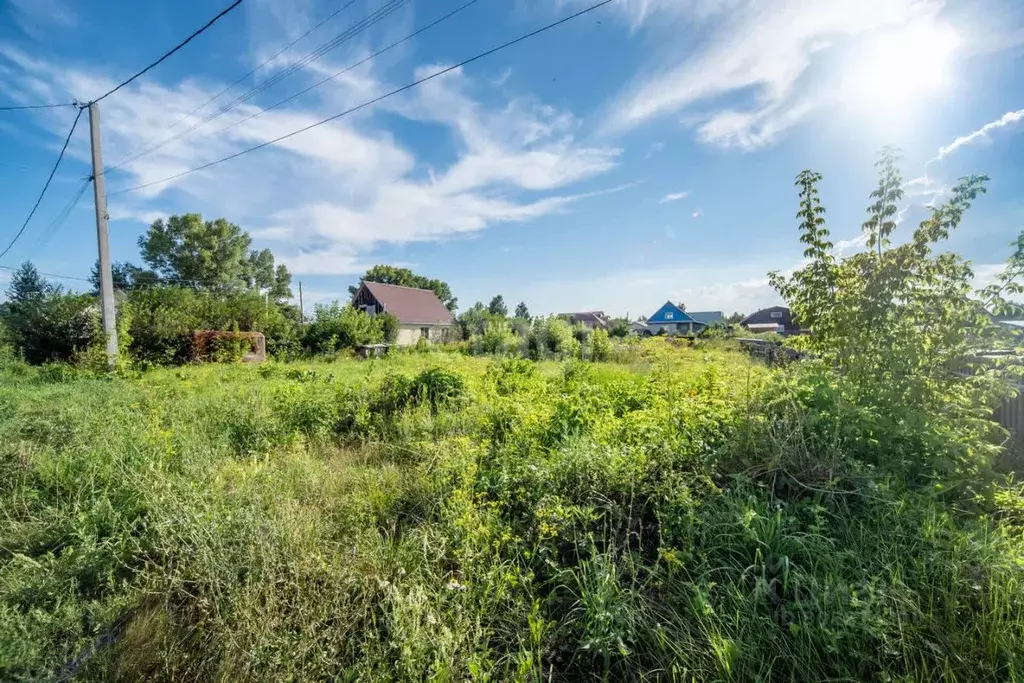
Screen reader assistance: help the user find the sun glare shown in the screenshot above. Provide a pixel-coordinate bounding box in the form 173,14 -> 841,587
845,21 -> 962,117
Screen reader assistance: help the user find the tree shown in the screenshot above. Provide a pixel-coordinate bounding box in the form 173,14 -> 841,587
488,295 -> 508,317
0,263 -> 94,364
609,318 -> 631,338
457,301 -> 490,339
348,265 -> 457,311
89,260 -> 159,292
5,261 -> 50,304
139,214 -> 292,300
769,149 -> 1023,479
726,312 -> 744,324
514,301 -> 530,319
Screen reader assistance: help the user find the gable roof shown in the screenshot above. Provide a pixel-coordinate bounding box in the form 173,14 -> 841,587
647,301 -> 697,324
561,311 -> 610,327
687,310 -> 724,325
740,306 -> 793,327
359,281 -> 455,325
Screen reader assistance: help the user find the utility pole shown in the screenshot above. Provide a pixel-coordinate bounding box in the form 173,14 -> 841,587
88,102 -> 118,369
298,281 -> 304,324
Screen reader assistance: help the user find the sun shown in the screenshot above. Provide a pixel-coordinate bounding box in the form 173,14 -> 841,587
844,21 -> 962,117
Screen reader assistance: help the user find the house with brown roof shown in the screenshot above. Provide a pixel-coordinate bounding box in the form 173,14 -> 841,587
351,281 -> 456,346
559,311 -> 611,330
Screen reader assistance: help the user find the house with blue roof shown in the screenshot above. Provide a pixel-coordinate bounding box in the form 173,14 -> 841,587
646,301 -> 699,336
642,303 -> 725,336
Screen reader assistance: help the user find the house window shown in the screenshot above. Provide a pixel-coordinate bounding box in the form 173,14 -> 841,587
420,327 -> 430,340
770,311 -> 783,319
665,312 -> 674,320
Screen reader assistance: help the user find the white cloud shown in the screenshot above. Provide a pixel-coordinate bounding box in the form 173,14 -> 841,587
691,211 -> 701,219
602,0 -> 943,148
936,109 -> 1024,160
0,19 -> 620,277
658,191 -> 688,203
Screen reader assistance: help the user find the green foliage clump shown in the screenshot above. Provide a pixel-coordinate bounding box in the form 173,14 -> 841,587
302,302 -> 383,354
588,327 -> 612,361
471,319 -> 519,355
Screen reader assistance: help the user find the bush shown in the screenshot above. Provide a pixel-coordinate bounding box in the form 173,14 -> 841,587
302,302 -> 383,353
0,289 -> 97,364
471,319 -> 519,355
588,328 -> 612,361
380,312 -> 399,344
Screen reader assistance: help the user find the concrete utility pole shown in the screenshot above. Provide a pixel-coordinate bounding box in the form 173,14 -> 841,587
298,281 -> 304,324
88,102 -> 118,369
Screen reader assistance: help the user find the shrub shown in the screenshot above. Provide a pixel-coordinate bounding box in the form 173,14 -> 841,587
588,328 -> 612,362
302,302 -> 383,353
380,312 -> 399,344
472,320 -> 519,355
0,289 -> 97,364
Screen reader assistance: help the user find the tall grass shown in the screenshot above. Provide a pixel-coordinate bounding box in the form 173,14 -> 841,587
1,344 -> 1022,681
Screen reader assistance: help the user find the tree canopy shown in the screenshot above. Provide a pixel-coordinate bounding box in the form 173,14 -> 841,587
488,295 -> 508,317
514,301 -> 530,319
138,214 -> 292,300
348,265 -> 457,311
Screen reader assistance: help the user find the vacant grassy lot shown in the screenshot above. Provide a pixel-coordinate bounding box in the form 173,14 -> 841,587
2,342 -> 1023,681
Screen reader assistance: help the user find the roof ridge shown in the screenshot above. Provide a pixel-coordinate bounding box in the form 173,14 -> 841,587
362,280 -> 438,293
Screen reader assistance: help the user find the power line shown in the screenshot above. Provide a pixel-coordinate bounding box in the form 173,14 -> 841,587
0,263 -> 92,283
108,0 -> 361,170
110,0 -> 614,197
26,178 -> 92,258
0,108 -> 85,261
205,0 -> 487,143
0,102 -> 77,112
92,0 -> 247,104
108,0 -> 408,171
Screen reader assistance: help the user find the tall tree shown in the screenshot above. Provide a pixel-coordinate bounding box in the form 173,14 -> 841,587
348,265 -> 457,311
4,261 -> 50,304
514,301 -> 530,319
138,214 -> 292,300
89,260 -> 159,292
488,295 -> 508,317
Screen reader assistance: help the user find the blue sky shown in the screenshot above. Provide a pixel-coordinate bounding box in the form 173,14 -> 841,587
1,0 -> 1022,317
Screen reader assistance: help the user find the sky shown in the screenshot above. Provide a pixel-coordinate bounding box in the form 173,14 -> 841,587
1,0 -> 1022,318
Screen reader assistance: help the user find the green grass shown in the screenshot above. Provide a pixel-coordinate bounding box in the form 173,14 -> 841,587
1,341 -> 1022,681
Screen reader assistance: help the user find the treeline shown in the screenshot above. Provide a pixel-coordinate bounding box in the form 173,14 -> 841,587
0,214 -> 405,367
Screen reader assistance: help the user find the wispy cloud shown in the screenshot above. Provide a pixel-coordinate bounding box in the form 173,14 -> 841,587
0,16 -> 620,276
936,109 -> 1024,160
658,190 -> 688,203
601,0 -> 943,149
691,210 -> 701,219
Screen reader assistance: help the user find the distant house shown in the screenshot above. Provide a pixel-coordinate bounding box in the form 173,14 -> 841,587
630,320 -> 649,335
687,311 -> 724,326
645,301 -> 707,336
560,311 -> 611,330
740,306 -> 797,334
351,281 -> 455,345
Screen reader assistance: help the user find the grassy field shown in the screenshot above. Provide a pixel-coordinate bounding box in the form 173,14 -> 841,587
2,341 -> 1023,681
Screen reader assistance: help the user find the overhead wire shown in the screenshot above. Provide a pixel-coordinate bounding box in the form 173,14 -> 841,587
0,107 -> 85,262
107,0 -> 409,172
109,0 -> 615,198
108,0 -> 361,170
0,263 -> 92,283
205,0 -> 487,143
26,178 -> 93,258
0,102 -> 78,112
91,0 -> 247,104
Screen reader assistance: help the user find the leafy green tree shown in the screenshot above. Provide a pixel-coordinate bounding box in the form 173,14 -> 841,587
302,302 -> 383,353
139,214 -> 292,300
457,301 -> 490,339
514,301 -> 530,319
770,148 -> 1024,479
89,260 -> 159,292
488,295 -> 508,317
348,265 -> 457,311
726,312 -> 744,324
380,312 -> 399,344
4,261 -> 50,303
0,263 -> 95,364
608,318 -> 631,338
